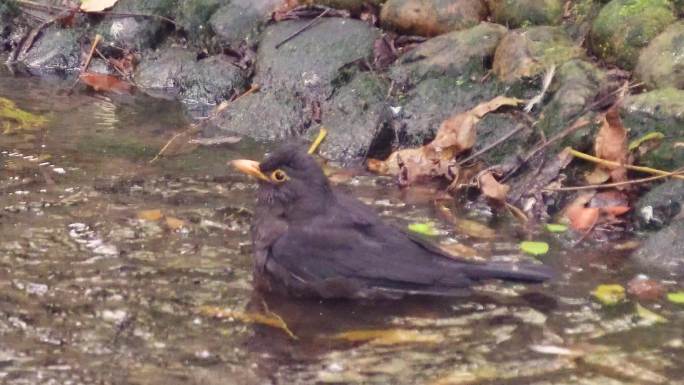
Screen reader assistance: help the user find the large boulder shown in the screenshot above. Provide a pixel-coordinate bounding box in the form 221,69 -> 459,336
635,180 -> 684,230
209,0 -> 281,47
18,26 -> 82,72
255,18 -> 379,97
134,47 -> 249,106
175,0 -> 229,46
590,0 -> 676,70
380,0 -> 488,37
635,21 -> 684,90
620,88 -> 684,170
632,219 -> 684,278
95,0 -> 176,51
487,0 -> 563,28
391,22 -> 507,84
493,26 -> 585,83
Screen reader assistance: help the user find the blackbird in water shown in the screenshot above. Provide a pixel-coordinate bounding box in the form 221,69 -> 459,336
231,143 -> 553,299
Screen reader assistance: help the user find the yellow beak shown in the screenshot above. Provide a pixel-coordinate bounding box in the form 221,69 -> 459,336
230,159 -> 269,182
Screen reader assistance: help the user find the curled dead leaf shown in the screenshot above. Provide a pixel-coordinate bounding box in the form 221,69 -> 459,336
593,106 -> 628,183
478,171 -> 510,201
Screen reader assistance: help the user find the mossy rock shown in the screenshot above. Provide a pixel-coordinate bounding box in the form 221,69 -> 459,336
96,0 -> 177,51
255,18 -> 378,97
635,179 -> 684,230
302,0 -> 386,11
391,22 -> 507,84
487,0 -> 563,28
590,0 -> 676,70
18,26 -> 82,72
632,219 -> 684,277
538,59 -> 606,142
319,72 -> 393,163
175,0 -> 228,46
561,0 -> 602,40
209,0 -> 281,47
620,88 -> 684,169
380,0 -> 488,37
493,26 -> 585,83
635,21 -> 684,90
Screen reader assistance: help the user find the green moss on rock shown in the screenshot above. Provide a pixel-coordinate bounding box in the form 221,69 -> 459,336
590,0 -> 676,70
488,0 -> 563,28
635,21 -> 684,89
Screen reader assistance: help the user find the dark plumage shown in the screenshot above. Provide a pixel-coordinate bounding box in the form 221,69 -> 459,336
232,143 -> 552,299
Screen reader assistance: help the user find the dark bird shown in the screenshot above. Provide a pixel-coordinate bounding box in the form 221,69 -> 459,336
231,143 -> 552,299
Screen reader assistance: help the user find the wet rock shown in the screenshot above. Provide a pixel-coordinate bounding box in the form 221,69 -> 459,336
255,18 -> 378,97
303,0 -> 385,12
635,21 -> 684,90
319,72 -> 393,163
632,219 -> 684,277
0,1 -> 19,52
538,59 -> 605,140
590,0 -> 676,70
635,180 -> 684,230
394,76 -> 504,146
487,0 -> 563,28
209,0 -> 281,48
380,0 -> 488,37
208,89 -> 308,140
493,26 -> 584,83
17,26 -> 82,72
391,22 -> 507,84
134,47 -> 248,106
562,0 -> 602,41
620,88 -> 684,169
95,0 -> 176,52
176,0 -> 229,46
472,111 -> 538,165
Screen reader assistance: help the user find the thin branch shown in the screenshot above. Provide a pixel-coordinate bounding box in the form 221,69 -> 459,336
275,8 -> 331,49
543,169 -> 684,191
567,148 -> 684,180
458,124 -> 525,166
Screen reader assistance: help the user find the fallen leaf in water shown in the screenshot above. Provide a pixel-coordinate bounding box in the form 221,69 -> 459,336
529,344 -> 586,357
164,216 -> 185,231
635,303 -> 667,324
331,329 -> 442,345
592,284 -> 626,305
80,72 -> 133,94
593,106 -> 628,183
667,292 -> 684,304
519,241 -> 549,256
408,222 -> 439,236
188,136 -> 242,146
436,204 -> 496,239
545,223 -> 568,233
627,277 -> 665,301
478,171 -> 510,201
80,0 -> 118,12
565,205 -> 599,231
367,96 -> 522,185
137,209 -> 163,221
198,306 -> 297,339
438,242 -> 479,258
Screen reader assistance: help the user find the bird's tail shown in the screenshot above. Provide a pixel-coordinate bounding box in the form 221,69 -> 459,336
463,262 -> 554,283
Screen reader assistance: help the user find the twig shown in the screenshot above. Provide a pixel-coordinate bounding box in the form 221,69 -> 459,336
68,34 -> 101,92
505,202 -> 528,223
524,65 -> 556,113
7,12 -> 60,63
307,127 -> 328,154
275,8 -> 331,49
567,148 -> 684,180
543,169 -> 684,192
458,124 -> 525,166
94,47 -> 129,79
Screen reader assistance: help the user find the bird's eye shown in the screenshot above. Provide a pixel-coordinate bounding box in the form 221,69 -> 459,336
270,169 -> 288,183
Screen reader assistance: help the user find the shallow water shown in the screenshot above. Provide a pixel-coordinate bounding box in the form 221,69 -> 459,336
1,69 -> 683,385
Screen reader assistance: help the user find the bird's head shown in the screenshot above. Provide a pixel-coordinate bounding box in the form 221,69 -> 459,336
230,143 -> 333,220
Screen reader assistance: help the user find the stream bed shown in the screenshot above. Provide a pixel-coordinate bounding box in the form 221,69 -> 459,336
1,69 -> 683,385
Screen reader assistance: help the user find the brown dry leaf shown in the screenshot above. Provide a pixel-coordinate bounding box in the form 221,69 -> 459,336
164,216 -> 185,231
438,242 -> 480,259
331,329 -> 443,345
565,205 -> 599,231
80,0 -> 118,12
584,167 -> 610,184
368,96 -> 522,185
80,72 -> 133,94
436,204 -> 496,239
593,106 -> 628,183
627,277 -> 665,301
137,209 -> 163,221
198,306 -> 297,339
478,171 -> 510,201
590,190 -> 630,217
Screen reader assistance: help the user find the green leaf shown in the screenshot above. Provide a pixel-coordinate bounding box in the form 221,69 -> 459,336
519,241 -> 549,255
408,222 -> 439,236
628,131 -> 664,151
592,284 -> 625,305
666,291 -> 684,304
545,223 -> 568,233
635,303 -> 667,324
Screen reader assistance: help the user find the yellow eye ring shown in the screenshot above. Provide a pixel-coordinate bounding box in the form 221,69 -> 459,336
270,169 -> 288,182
